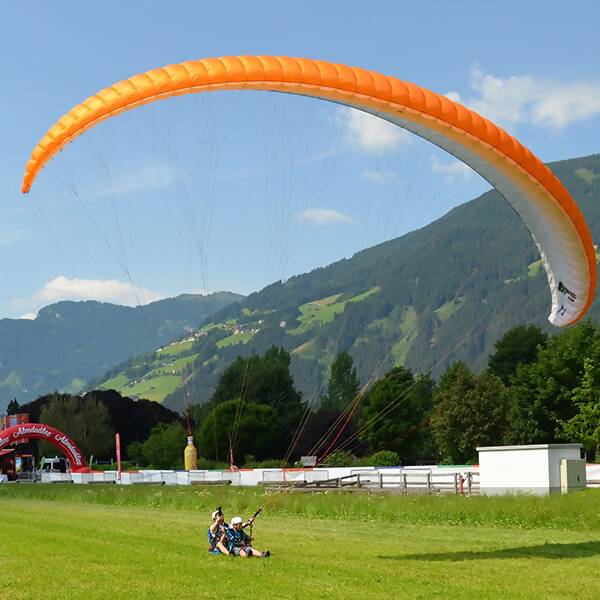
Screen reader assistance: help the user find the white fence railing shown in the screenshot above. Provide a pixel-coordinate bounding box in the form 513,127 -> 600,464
4,467 -> 481,491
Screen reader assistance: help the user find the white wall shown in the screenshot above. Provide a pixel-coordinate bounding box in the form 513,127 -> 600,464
477,444 -> 582,495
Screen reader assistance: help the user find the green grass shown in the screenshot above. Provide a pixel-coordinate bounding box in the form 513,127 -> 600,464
576,167 -> 600,184
99,373 -> 130,390
151,354 -> 198,376
290,288 -> 380,335
291,340 -> 315,356
100,370 -> 186,403
352,305 -> 417,366
435,296 -> 466,322
3,485 -> 600,530
390,307 -> 418,364
505,260 -> 543,285
2,487 -> 600,599
64,377 -> 86,393
527,259 -> 543,278
100,344 -> 198,401
158,340 -> 194,356
217,330 -> 256,348
121,375 -> 181,402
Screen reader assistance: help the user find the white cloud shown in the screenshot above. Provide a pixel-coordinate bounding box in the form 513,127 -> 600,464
448,66 -> 600,130
297,208 -> 354,225
20,313 -> 37,320
335,107 -> 412,153
362,170 -> 398,185
430,156 -> 473,182
13,276 -> 166,313
89,164 -> 180,199
445,91 -> 462,104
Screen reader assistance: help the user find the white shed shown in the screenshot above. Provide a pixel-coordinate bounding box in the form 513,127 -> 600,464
477,443 -> 585,496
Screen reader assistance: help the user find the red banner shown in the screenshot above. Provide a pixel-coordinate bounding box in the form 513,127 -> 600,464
115,432 -> 122,481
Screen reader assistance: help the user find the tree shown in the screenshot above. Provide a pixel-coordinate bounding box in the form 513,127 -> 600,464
20,389 -> 180,450
39,393 -> 115,459
292,409 -> 363,458
210,346 -> 303,434
430,363 -> 510,463
141,422 -> 187,469
558,339 -> 600,460
126,441 -> 144,465
6,398 -> 19,416
197,399 -> 282,463
488,324 -> 547,384
506,321 -> 598,444
324,450 -> 356,467
320,352 -> 360,412
358,366 -> 433,464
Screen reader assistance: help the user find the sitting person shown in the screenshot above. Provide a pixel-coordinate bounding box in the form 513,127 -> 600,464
207,509 -> 230,555
224,516 -> 270,558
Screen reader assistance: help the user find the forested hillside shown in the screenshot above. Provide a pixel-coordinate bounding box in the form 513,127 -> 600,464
0,292 -> 241,411
96,155 -> 600,413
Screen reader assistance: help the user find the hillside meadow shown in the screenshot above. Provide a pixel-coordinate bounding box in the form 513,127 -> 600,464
1,486 -> 600,599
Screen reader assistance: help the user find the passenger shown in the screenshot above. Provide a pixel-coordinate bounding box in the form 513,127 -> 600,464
225,516 -> 270,558
207,509 -> 230,555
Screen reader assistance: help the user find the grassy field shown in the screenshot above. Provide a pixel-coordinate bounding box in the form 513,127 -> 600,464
99,340 -> 199,402
151,354 -> 198,376
100,372 -> 182,403
290,288 -> 380,335
120,375 -> 182,402
434,296 -> 467,322
1,486 -> 600,599
159,340 -> 195,356
217,330 -> 256,348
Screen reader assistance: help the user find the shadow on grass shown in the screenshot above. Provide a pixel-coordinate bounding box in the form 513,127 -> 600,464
379,541 -> 600,562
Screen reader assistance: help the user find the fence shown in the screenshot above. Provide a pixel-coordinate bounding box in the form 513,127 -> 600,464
260,469 -> 331,486
289,470 -> 478,494
3,466 -> 481,493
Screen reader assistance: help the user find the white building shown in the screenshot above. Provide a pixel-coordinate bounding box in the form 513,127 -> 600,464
477,443 -> 585,496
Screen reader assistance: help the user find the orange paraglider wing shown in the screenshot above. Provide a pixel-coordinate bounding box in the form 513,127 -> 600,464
21,56 -> 596,327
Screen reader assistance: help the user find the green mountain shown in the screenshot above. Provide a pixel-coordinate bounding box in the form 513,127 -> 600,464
0,292 -> 242,411
96,154 -> 600,413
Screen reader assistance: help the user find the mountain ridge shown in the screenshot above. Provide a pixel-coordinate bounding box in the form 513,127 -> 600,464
93,154 -> 600,413
0,291 -> 242,410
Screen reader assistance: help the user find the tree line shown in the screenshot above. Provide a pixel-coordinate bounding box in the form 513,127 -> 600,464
123,319 -> 600,468
10,319 -> 600,468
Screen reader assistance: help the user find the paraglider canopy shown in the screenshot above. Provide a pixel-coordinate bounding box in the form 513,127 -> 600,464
21,55 -> 596,327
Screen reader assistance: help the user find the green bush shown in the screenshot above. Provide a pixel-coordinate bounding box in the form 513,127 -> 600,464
126,441 -> 144,464
365,450 -> 400,467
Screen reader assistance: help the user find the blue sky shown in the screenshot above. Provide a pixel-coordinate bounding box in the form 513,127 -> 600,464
1,1 -> 599,318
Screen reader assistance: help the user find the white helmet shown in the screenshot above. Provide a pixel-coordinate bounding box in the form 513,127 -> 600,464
231,516 -> 243,526
211,510 -> 222,521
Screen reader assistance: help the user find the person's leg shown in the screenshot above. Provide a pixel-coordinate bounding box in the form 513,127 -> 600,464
249,547 -> 270,558
216,541 -> 230,555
